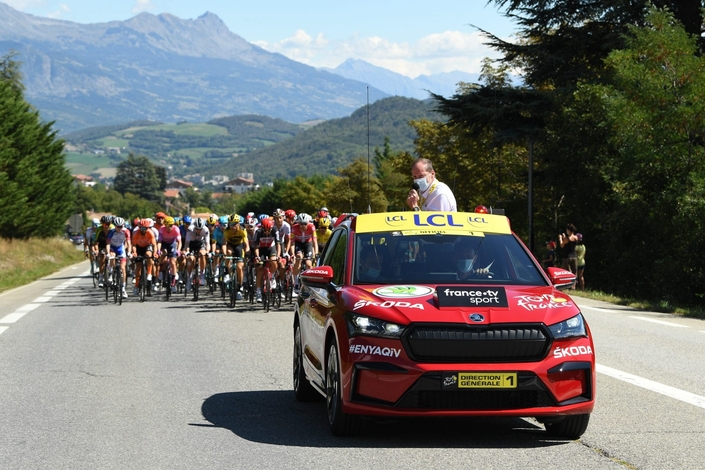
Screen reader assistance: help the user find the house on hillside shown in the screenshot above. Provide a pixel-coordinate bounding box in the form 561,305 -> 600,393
166,179 -> 194,190
223,175 -> 256,194
73,174 -> 97,187
164,188 -> 182,201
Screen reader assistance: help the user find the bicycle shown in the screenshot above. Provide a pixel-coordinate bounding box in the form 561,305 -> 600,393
260,255 -> 279,312
204,253 -> 216,295
132,255 -> 150,303
282,256 -> 295,304
102,251 -> 112,302
90,251 -> 100,288
244,256 -> 257,304
108,254 -> 124,305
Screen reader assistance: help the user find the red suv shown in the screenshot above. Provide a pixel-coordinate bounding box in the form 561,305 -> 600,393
293,210 -> 594,438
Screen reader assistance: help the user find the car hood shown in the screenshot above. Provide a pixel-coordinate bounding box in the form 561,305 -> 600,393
342,284 -> 580,326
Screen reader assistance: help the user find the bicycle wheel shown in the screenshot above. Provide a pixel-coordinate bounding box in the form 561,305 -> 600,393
164,271 -> 171,301
104,263 -> 110,301
193,265 -> 200,302
139,262 -> 147,303
117,267 -> 123,306
273,274 -> 282,309
262,270 -> 271,312
112,265 -> 119,304
228,267 -> 236,308
91,257 -> 98,288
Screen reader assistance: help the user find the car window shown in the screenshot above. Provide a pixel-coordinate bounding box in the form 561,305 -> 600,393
326,230 -> 347,286
354,232 -> 546,286
320,229 -> 342,266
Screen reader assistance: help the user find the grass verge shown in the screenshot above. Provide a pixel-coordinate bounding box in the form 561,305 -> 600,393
0,237 -> 86,294
570,289 -> 705,320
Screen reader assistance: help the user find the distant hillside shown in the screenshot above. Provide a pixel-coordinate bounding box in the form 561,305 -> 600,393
206,96 -> 444,182
62,115 -> 306,179
0,3 -> 387,133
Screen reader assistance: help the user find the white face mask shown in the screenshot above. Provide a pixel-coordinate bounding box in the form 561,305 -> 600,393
457,258 -> 475,273
414,176 -> 430,192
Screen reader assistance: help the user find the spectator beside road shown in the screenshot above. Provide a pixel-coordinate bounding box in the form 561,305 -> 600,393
406,158 -> 457,212
576,233 -> 586,290
559,224 -> 579,288
542,241 -> 556,271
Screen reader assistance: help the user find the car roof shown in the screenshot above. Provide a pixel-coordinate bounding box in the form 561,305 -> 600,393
349,211 -> 512,236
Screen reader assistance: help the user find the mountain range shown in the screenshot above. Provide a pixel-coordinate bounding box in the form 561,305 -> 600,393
0,2 -> 471,134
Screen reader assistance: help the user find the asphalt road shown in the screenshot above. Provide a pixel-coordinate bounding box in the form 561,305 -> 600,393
0,261 -> 703,469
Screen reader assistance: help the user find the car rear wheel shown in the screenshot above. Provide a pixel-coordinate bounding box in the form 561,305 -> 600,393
293,323 -> 320,402
544,413 -> 590,439
326,342 -> 361,436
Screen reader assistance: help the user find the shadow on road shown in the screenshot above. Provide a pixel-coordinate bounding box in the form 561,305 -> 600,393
196,390 -> 567,448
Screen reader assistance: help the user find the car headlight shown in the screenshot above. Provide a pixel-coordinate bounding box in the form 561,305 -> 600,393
548,313 -> 587,339
345,313 -> 406,338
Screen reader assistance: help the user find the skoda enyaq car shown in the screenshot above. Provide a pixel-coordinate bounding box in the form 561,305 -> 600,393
293,210 -> 594,439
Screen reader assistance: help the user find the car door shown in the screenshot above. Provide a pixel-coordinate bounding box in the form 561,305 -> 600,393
300,228 -> 347,387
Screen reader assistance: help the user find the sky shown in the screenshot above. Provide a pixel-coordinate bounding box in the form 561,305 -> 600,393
4,0 -> 519,78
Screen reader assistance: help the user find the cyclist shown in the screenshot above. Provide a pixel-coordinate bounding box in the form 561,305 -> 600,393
94,215 -> 114,288
253,217 -> 280,303
106,217 -> 131,298
223,214 -> 249,300
273,209 -> 292,289
291,212 -> 317,291
84,217 -> 99,257
284,209 -> 296,228
157,216 -> 182,293
184,217 -> 211,290
316,216 -> 333,253
131,218 -> 157,295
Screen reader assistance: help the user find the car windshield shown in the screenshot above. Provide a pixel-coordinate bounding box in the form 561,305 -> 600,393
353,232 -> 546,286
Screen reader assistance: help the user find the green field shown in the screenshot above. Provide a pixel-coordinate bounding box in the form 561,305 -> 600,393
64,151 -> 117,176
115,123 -> 228,137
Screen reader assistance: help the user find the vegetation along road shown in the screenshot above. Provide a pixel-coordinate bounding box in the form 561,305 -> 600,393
0,261 -> 703,469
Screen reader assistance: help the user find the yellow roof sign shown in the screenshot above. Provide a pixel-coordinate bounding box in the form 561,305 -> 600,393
355,212 -> 511,235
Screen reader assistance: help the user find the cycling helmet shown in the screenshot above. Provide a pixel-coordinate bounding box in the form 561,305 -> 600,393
318,217 -> 331,228
92,218 -> 100,226
174,217 -> 183,226
183,215 -> 193,225
164,216 -> 175,226
209,213 -> 217,222
100,215 -> 111,224
285,209 -> 296,220
218,215 -> 229,226
113,217 -> 125,227
245,217 -> 257,228
296,213 -> 312,224
155,212 -> 167,219
146,218 -> 155,228
140,219 -> 151,228
261,218 -> 274,231
207,215 -> 218,225
132,217 -> 141,227
194,218 -> 205,230
273,208 -> 285,218
247,212 -> 255,218
229,213 -> 241,225
258,214 -> 268,223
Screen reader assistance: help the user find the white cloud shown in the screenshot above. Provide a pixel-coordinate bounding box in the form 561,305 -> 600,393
255,29 -> 504,78
132,0 -> 154,14
47,4 -> 70,19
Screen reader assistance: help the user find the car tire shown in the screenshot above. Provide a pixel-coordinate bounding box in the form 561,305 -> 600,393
293,323 -> 320,402
326,342 -> 362,436
544,413 -> 590,439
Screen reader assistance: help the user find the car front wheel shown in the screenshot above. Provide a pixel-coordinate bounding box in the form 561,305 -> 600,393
544,413 -> 590,439
326,342 -> 361,436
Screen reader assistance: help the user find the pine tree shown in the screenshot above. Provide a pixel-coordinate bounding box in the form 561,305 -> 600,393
0,52 -> 74,238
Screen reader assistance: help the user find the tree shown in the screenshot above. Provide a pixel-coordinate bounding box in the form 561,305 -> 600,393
0,52 -> 74,238
112,153 -> 164,203
323,157 -> 387,215
374,137 -> 414,211
584,6 -> 705,304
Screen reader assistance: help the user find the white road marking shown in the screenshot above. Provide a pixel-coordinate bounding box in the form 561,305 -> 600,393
598,364 -> 705,410
629,316 -> 689,328
16,304 -> 41,313
45,290 -> 62,296
33,296 -> 52,303
0,326 -> 8,335
0,312 -> 28,324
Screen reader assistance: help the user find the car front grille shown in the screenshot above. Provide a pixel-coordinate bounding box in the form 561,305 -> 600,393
403,324 -> 550,363
396,389 -> 556,410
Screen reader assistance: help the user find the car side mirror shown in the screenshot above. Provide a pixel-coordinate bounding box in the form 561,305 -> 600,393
547,267 -> 576,291
300,265 -> 334,286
